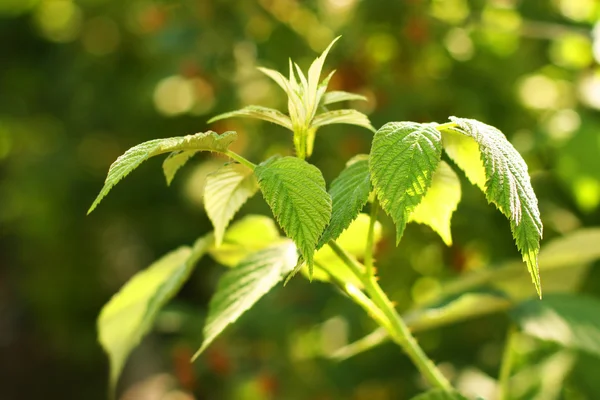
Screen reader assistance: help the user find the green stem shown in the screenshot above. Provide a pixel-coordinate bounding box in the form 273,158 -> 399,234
498,325 -> 518,400
364,200 -> 379,278
328,240 -> 453,391
225,150 -> 256,170
434,122 -> 458,132
315,261 -> 391,331
295,127 -> 307,160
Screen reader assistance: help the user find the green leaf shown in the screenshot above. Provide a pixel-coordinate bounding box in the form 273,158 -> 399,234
88,131 -> 237,213
204,163 -> 259,246
162,150 -> 197,186
98,236 -> 210,388
208,215 -> 282,267
511,293 -> 600,358
208,105 -> 292,130
255,156 -> 332,273
193,240 -> 297,359
449,117 -> 543,298
318,155 -> 371,247
311,109 -> 375,132
441,127 -> 486,189
369,122 -> 443,244
409,161 -> 461,246
322,91 -> 367,106
410,390 -> 469,400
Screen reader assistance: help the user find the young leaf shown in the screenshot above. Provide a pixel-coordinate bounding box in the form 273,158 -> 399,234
322,91 -> 367,106
449,117 -> 543,297
208,105 -> 292,130
311,109 -> 375,132
162,150 -> 197,186
193,240 -> 297,359
208,215 -> 282,267
409,161 -> 461,246
254,156 -> 332,273
98,236 -> 210,388
370,122 -> 443,244
511,293 -> 600,358
257,67 -> 291,94
88,131 -> 238,213
318,155 -> 371,247
204,163 -> 259,246
410,390 -> 469,400
441,128 -> 486,189
306,36 -> 340,120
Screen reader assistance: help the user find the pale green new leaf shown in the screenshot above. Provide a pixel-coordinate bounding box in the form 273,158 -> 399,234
257,67 -> 290,93
311,109 -> 375,132
409,161 -> 461,246
88,131 -> 237,213
208,215 -> 282,267
370,122 -> 443,244
255,156 -> 332,273
449,117 -> 543,298
204,163 -> 259,246
162,150 -> 197,186
208,105 -> 292,130
511,293 -> 600,358
193,240 -> 297,359
98,236 -> 210,388
411,390 -> 469,400
307,36 -> 340,120
441,127 -> 486,189
318,155 -> 371,248
322,90 -> 367,106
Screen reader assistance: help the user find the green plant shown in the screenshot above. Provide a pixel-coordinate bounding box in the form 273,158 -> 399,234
89,38 -> 600,399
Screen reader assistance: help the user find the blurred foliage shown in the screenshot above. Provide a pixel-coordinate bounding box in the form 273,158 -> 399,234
1,0 -> 600,399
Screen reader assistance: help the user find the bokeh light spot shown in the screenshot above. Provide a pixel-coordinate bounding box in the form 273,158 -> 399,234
518,74 -> 560,110
153,76 -> 195,116
33,0 -> 83,43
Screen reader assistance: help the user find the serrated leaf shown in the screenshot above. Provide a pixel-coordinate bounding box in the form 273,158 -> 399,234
204,163 -> 259,246
410,390 -> 469,400
441,127 -> 486,189
163,150 -> 197,186
255,156 -> 332,273
193,240 -> 297,359
449,117 -> 543,298
322,91 -> 367,106
409,161 -> 461,246
309,213 -> 382,288
208,105 -> 292,130
88,131 -> 237,213
98,236 -> 210,388
208,215 -> 282,267
511,293 -> 600,358
311,109 -> 375,132
318,156 -> 371,248
370,122 -> 443,244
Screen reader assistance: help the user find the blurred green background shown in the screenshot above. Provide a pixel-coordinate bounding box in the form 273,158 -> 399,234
2,0 -> 600,399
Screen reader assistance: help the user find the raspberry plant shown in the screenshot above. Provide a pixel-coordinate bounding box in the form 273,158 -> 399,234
89,38 -> 549,399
